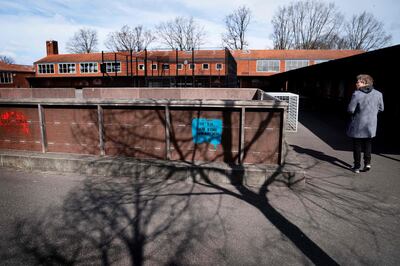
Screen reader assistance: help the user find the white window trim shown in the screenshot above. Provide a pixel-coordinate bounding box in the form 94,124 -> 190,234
162,64 -> 170,70
0,72 -> 13,84
37,63 -> 55,74
285,60 -> 309,71
58,63 -> 77,74
202,63 -> 209,70
138,64 -> 145,70
104,61 -> 122,73
256,59 -> 280,72
80,62 -> 99,74
216,63 -> 223,70
177,63 -> 183,70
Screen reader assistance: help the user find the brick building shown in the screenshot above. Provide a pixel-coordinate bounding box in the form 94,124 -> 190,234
29,40 -> 363,89
0,62 -> 34,88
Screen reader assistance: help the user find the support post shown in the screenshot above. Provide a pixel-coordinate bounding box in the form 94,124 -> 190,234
192,47 -> 195,87
97,105 -> 105,156
239,107 -> 246,164
38,104 -> 47,153
165,105 -> 171,160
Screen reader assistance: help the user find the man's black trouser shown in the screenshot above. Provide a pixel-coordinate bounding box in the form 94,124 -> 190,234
353,138 -> 372,169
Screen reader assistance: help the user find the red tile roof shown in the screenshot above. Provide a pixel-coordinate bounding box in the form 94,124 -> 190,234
0,62 -> 35,72
34,50 -> 228,64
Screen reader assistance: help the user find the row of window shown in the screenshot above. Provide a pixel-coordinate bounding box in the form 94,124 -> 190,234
38,62 -> 119,74
256,59 -> 329,72
0,72 -> 13,84
37,62 -> 224,74
141,63 -> 223,71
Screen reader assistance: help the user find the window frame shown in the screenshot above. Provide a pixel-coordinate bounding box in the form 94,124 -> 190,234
202,63 -> 209,70
80,62 -> 98,74
0,72 -> 13,84
285,60 -> 309,71
177,63 -> 183,70
256,60 -> 280,72
216,63 -> 223,70
58,63 -> 76,74
105,61 -> 121,73
37,63 -> 55,74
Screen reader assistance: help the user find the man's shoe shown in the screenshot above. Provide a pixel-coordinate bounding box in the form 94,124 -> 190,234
352,167 -> 360,173
363,164 -> 371,171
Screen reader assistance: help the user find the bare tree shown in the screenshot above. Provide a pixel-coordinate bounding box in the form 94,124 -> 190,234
156,16 -> 206,50
342,12 -> 392,51
0,55 -> 15,64
222,6 -> 251,50
271,0 -> 343,49
271,6 -> 293,49
66,28 -> 98,53
105,25 -> 155,52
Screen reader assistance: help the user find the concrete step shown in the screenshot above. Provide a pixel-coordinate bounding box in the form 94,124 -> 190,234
0,149 -> 305,188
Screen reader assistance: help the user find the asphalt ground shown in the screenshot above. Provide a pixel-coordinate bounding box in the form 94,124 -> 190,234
0,110 -> 399,265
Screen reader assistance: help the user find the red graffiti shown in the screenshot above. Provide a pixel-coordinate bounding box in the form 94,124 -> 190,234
0,111 -> 30,135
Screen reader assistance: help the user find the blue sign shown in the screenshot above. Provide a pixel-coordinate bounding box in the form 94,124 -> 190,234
191,118 -> 223,148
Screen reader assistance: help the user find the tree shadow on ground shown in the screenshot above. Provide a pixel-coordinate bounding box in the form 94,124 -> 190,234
1,164 -> 227,265
290,144 -> 352,170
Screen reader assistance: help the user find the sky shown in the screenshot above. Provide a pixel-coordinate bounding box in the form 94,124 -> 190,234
0,0 -> 399,65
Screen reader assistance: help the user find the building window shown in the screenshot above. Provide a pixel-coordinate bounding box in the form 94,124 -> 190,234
38,64 -> 55,74
202,63 -> 209,70
151,64 -> 157,70
138,64 -> 145,70
162,64 -> 170,70
58,63 -> 76,74
285,60 -> 309,71
0,72 -> 13,84
189,63 -> 195,70
105,62 -> 121,72
80,62 -> 98,73
216,63 -> 223,70
314,59 -> 329,64
256,60 -> 279,72
177,63 -> 183,70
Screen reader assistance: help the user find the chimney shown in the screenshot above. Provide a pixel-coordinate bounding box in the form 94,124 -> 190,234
46,40 -> 58,55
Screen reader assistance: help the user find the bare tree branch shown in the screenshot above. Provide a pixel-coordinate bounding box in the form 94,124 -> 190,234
271,6 -> 293,49
343,12 -> 392,51
66,28 -> 98,53
156,17 -> 206,51
105,25 -> 156,52
222,6 -> 251,50
0,55 -> 15,64
271,0 -> 343,49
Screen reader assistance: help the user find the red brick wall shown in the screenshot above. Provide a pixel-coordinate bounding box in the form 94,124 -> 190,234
44,107 -> 99,154
103,107 -> 166,159
0,106 -> 42,151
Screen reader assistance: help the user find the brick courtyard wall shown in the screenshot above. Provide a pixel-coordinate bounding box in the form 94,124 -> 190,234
0,88 -> 286,165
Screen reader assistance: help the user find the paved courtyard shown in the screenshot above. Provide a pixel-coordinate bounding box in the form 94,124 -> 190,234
0,111 -> 399,265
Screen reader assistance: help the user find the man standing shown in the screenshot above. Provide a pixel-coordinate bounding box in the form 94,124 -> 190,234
347,74 -> 384,173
